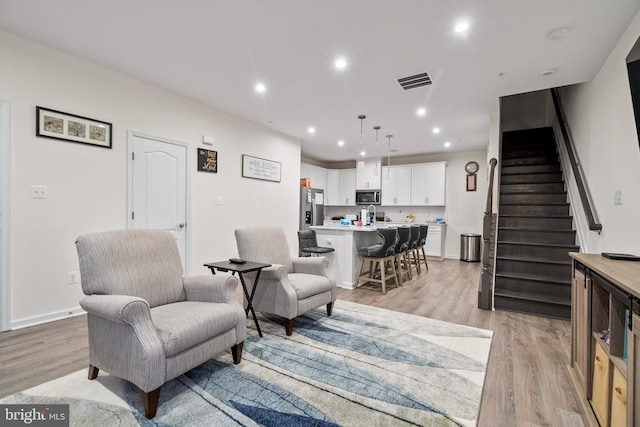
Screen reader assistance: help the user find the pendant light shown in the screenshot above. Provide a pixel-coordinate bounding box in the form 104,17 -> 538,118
373,126 -> 381,150
358,114 -> 366,156
386,135 -> 393,177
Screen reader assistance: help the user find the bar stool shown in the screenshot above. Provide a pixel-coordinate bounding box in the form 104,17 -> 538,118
298,230 -> 335,257
408,225 -> 421,275
394,226 -> 412,285
417,224 -> 429,271
356,227 -> 399,294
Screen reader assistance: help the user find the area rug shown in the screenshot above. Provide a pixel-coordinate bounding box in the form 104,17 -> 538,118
1,301 -> 493,426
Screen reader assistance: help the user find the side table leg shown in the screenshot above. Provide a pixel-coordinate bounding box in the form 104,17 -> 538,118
238,272 -> 263,337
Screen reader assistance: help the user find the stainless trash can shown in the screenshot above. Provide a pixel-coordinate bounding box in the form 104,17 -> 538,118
460,233 -> 481,262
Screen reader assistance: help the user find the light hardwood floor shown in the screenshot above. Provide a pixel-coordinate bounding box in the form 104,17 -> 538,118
0,258 -> 585,426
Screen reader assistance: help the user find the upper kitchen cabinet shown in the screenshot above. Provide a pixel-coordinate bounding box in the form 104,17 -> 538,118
356,159 -> 381,190
325,168 -> 356,206
410,162 -> 446,206
381,165 -> 412,206
300,162 -> 327,191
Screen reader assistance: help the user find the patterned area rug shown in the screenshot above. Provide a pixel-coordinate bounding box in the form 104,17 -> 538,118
1,301 -> 493,426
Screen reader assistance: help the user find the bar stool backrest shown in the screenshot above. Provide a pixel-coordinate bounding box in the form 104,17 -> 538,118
418,225 -> 429,246
395,226 -> 411,254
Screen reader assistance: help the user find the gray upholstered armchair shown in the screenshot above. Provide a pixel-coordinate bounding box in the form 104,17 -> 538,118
235,226 -> 337,335
75,229 -> 246,419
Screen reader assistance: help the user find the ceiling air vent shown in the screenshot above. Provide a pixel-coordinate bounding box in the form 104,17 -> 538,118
397,72 -> 432,90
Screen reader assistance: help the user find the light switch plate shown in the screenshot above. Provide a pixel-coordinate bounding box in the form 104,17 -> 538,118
614,190 -> 623,205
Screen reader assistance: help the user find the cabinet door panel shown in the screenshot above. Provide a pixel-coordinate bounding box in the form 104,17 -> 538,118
571,269 -> 590,392
382,166 -> 411,205
339,169 -> 356,205
326,170 -> 340,205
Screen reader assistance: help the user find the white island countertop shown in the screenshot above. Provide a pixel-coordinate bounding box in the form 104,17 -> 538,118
312,222 -> 446,231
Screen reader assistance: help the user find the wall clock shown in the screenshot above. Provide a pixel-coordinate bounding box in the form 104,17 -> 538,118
465,161 -> 479,174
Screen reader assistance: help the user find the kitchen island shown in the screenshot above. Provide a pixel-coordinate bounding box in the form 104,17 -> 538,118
310,225 -> 380,289
311,223 -> 445,289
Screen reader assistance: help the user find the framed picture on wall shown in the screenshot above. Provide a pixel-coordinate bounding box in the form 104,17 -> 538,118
466,173 -> 477,191
198,148 -> 218,173
36,106 -> 112,149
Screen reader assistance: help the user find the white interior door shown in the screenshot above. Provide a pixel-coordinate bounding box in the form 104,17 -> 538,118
129,133 -> 188,270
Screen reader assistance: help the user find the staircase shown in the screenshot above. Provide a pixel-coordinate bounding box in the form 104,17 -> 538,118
494,127 -> 579,320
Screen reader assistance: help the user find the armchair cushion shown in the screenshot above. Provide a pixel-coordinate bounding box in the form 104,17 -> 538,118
288,273 -> 333,300
151,302 -> 240,357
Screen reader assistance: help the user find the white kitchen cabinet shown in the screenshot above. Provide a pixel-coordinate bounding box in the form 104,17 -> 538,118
338,169 -> 356,205
425,225 -> 445,258
356,159 -> 381,190
381,165 -> 412,206
326,168 -> 356,206
411,162 -> 446,206
325,169 -> 340,205
300,162 -> 327,191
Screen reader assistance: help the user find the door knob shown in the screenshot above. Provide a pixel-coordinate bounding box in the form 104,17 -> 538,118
178,223 -> 186,229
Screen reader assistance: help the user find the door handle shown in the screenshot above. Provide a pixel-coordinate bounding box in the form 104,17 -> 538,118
177,223 -> 186,229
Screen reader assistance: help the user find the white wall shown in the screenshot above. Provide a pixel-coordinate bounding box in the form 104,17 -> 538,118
0,30 -> 301,326
559,11 -> 640,254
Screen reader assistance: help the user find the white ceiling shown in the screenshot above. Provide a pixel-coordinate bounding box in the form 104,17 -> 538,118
1,1 -> 639,162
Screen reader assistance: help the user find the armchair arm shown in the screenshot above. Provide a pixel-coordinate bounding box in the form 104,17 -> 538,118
79,294 -> 166,392
80,294 -> 151,324
292,256 -> 330,277
258,264 -> 289,281
183,274 -> 240,306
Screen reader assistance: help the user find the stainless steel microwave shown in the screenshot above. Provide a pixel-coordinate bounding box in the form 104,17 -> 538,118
356,190 -> 381,205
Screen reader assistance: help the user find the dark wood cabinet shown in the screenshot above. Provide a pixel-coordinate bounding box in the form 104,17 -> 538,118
569,253 -> 640,427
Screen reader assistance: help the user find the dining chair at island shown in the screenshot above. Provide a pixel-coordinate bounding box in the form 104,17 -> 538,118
417,224 -> 429,271
75,229 -> 246,419
297,229 -> 335,257
235,226 -> 337,336
408,225 -> 422,276
394,226 -> 413,285
356,227 -> 399,294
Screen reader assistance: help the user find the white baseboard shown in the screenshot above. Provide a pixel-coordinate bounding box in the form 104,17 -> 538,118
10,306 -> 85,330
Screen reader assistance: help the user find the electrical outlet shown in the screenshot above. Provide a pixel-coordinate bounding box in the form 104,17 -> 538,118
67,271 -> 79,284
31,185 -> 48,199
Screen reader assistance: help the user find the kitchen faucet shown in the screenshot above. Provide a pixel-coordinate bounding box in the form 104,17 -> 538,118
367,204 -> 377,225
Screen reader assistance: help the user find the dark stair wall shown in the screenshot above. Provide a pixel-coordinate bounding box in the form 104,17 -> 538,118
494,127 -> 579,320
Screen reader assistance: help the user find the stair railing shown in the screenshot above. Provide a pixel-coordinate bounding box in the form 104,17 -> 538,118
550,88 -> 602,233
478,157 -> 498,310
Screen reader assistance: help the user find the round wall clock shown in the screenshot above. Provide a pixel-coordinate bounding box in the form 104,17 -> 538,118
465,161 -> 479,174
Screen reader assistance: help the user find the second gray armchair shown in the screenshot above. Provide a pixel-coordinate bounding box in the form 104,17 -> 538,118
235,226 -> 337,335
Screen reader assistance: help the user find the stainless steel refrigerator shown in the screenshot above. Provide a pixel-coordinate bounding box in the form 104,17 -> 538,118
299,187 -> 324,230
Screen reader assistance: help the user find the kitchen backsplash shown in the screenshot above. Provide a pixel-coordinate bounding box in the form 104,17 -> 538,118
323,205 -> 446,223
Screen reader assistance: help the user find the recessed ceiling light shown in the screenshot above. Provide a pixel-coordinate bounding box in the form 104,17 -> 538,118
416,107 -> 426,116
338,140 -> 345,146
360,150 -> 366,156
255,83 -> 266,93
334,57 -> 347,70
444,141 -> 451,148
454,21 -> 469,33
432,127 -> 441,134
308,126 -> 316,134
540,68 -> 558,77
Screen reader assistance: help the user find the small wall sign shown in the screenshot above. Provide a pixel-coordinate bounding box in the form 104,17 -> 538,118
198,148 -> 218,173
242,154 -> 281,182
